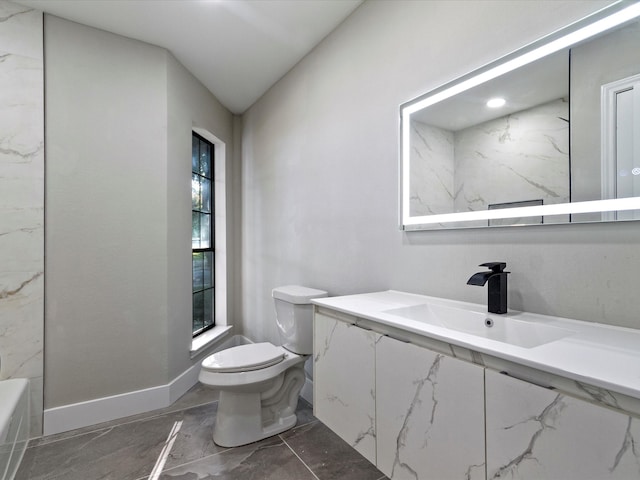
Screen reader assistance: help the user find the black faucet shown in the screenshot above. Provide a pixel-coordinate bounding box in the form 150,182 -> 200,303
467,262 -> 510,314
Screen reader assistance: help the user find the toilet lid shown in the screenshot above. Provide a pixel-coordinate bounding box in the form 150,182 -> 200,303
201,343 -> 285,373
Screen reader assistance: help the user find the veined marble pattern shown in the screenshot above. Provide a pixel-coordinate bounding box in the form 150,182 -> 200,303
0,1 -> 44,436
313,312 -> 380,465
486,369 -> 640,480
410,98 -> 570,224
472,348 -> 640,420
314,307 -> 640,479
376,335 -> 485,480
17,384 -> 387,480
410,121 -> 454,216
455,98 -> 569,222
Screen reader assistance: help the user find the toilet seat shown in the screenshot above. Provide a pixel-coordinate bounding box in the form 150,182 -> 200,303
201,342 -> 284,373
198,284 -> 327,448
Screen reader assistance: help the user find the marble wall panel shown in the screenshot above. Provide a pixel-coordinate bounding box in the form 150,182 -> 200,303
0,1 -> 44,436
410,98 -> 570,224
409,121 -> 455,216
486,369 -> 640,479
455,98 -> 570,223
313,313 -> 379,464
376,335 -> 485,480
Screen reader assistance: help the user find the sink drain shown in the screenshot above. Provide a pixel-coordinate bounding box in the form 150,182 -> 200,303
484,318 -> 494,328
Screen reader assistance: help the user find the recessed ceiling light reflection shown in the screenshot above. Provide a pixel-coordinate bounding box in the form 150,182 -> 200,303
486,98 -> 506,108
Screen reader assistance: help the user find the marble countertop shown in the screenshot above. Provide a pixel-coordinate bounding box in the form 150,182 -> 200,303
313,290 -> 640,400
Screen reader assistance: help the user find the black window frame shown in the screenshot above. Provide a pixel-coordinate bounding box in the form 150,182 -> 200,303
192,132 -> 215,337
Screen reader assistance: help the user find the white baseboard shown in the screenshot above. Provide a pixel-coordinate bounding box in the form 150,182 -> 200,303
42,336 -> 316,436
168,361 -> 202,405
43,335 -> 252,436
43,384 -> 171,436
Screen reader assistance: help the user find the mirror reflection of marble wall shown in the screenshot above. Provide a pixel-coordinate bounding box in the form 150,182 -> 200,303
410,121 -> 454,216
410,98 -> 570,224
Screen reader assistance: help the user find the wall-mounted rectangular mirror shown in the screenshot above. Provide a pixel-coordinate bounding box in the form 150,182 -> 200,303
400,0 -> 640,230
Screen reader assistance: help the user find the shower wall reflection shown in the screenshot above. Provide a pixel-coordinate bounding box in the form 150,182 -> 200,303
410,98 -> 570,225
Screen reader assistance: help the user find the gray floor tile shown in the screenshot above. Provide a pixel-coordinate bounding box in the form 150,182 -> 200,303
17,402 -> 226,480
30,383 -> 219,449
18,420 -> 163,480
17,387 -> 381,480
157,437 -> 317,480
20,405 -> 197,480
170,383 -> 220,411
163,402 -> 226,470
281,421 -> 387,480
294,397 -> 315,427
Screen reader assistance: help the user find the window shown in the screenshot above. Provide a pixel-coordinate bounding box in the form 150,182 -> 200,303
192,132 -> 214,336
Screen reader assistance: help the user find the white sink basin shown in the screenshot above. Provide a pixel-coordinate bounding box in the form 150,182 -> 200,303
384,303 -> 575,348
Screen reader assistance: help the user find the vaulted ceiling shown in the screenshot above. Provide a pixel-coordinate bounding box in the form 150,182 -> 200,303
17,0 -> 363,113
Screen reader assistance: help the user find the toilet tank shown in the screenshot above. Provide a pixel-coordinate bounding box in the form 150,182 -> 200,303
272,285 -> 328,355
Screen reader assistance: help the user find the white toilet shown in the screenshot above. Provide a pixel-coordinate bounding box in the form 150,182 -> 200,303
198,285 -> 328,447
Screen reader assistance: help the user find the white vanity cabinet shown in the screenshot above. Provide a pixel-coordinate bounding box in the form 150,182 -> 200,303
314,301 -> 640,480
312,291 -> 640,479
314,309 -> 485,477
376,335 -> 485,480
485,369 -> 640,480
313,311 -> 380,464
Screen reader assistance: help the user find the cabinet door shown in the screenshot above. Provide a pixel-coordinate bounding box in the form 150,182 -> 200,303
486,369 -> 640,479
313,312 -> 380,464
376,335 -> 486,480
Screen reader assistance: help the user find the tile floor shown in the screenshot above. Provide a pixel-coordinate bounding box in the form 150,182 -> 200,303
16,385 -> 387,479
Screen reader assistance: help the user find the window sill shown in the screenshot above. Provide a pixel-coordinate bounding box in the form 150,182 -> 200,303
190,325 -> 233,358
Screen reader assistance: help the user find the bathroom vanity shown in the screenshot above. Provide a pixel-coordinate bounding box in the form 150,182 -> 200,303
312,291 -> 640,480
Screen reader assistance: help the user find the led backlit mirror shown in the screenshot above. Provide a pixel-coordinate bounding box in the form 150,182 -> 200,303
400,1 -> 640,230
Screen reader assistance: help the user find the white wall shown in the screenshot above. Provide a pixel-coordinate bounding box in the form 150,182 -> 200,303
45,15 -> 235,412
0,1 -> 43,436
240,0 -> 640,348
166,53 -> 236,381
45,15 -> 169,408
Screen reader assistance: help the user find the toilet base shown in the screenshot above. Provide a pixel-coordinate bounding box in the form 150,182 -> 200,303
212,363 -> 305,447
